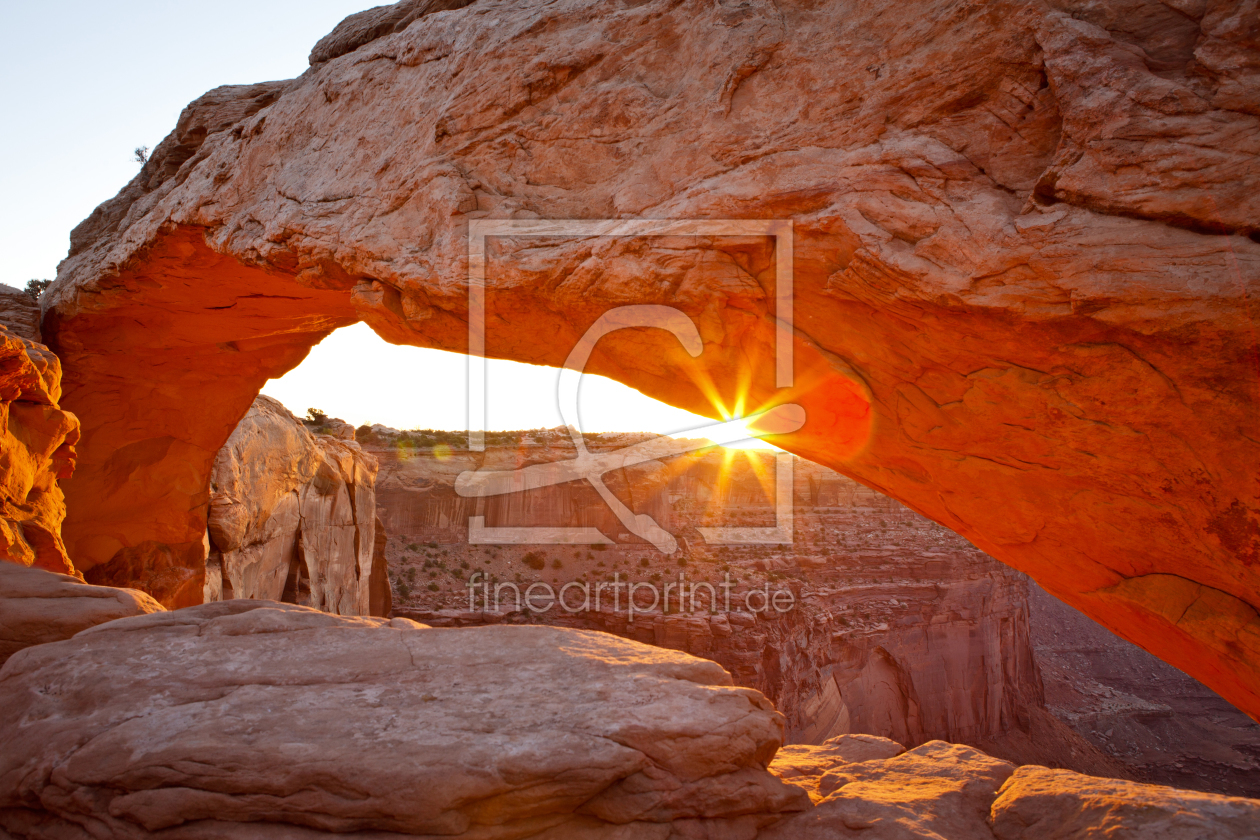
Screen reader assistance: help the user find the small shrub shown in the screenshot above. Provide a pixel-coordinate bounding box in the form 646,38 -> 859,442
523,552 -> 546,571
397,581 -> 411,599
427,582 -> 439,592
639,557 -> 651,568
24,279 -> 51,300
552,558 -> 563,569
676,557 -> 687,567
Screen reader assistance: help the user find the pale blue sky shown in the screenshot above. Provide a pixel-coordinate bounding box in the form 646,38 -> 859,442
0,2 -> 768,441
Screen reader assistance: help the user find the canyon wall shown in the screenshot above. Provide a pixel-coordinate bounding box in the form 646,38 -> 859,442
1029,582 -> 1260,798
202,396 -> 391,616
371,433 -> 1112,771
43,0 -> 1260,719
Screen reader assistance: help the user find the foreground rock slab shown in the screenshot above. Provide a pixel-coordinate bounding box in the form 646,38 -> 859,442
0,562 -> 163,667
0,601 -> 808,839
990,766 -> 1260,839
762,735 -> 1260,840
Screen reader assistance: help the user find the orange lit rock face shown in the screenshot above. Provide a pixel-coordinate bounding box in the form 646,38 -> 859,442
204,396 -> 391,616
0,327 -> 79,575
46,0 -> 1260,718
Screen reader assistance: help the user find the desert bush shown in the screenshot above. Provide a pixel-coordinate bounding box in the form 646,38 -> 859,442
523,552 -> 546,571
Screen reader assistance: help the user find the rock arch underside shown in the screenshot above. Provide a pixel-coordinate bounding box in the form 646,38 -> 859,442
44,0 -> 1260,721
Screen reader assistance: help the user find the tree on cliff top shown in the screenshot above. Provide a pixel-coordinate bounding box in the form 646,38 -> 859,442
24,279 -> 51,300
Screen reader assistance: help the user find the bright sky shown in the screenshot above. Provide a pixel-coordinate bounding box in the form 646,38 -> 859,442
1,1 -> 771,444
262,323 -> 745,436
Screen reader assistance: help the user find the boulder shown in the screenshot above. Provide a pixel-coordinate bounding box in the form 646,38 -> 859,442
0,562 -> 163,667
762,740 -> 1015,839
990,766 -> 1260,840
763,741 -> 1260,839
769,735 -> 906,802
204,395 -> 389,616
43,0 -> 1260,719
0,601 -> 808,839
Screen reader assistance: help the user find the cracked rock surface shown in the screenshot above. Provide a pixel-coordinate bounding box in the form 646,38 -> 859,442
0,601 -> 808,839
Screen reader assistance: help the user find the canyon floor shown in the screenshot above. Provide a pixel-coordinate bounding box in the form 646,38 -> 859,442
355,424 -> 1260,799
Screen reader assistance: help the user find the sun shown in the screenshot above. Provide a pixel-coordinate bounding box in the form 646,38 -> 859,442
708,416 -> 783,450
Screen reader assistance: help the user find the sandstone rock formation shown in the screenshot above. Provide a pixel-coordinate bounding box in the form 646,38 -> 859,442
1,598 -> 1255,839
0,600 -> 809,838
990,766 -> 1260,839
0,287 -> 42,344
768,734 -> 905,802
0,327 -> 77,575
763,736 -> 1260,839
202,395 -> 390,616
763,740 -> 1017,839
44,0 -> 1260,719
0,562 -> 162,668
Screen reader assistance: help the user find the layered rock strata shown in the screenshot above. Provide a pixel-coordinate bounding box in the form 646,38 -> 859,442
43,0 -> 1260,718
203,396 -> 390,616
0,562 -> 163,668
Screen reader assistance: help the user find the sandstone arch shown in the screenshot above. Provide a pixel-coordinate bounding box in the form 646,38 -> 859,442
45,0 -> 1260,719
